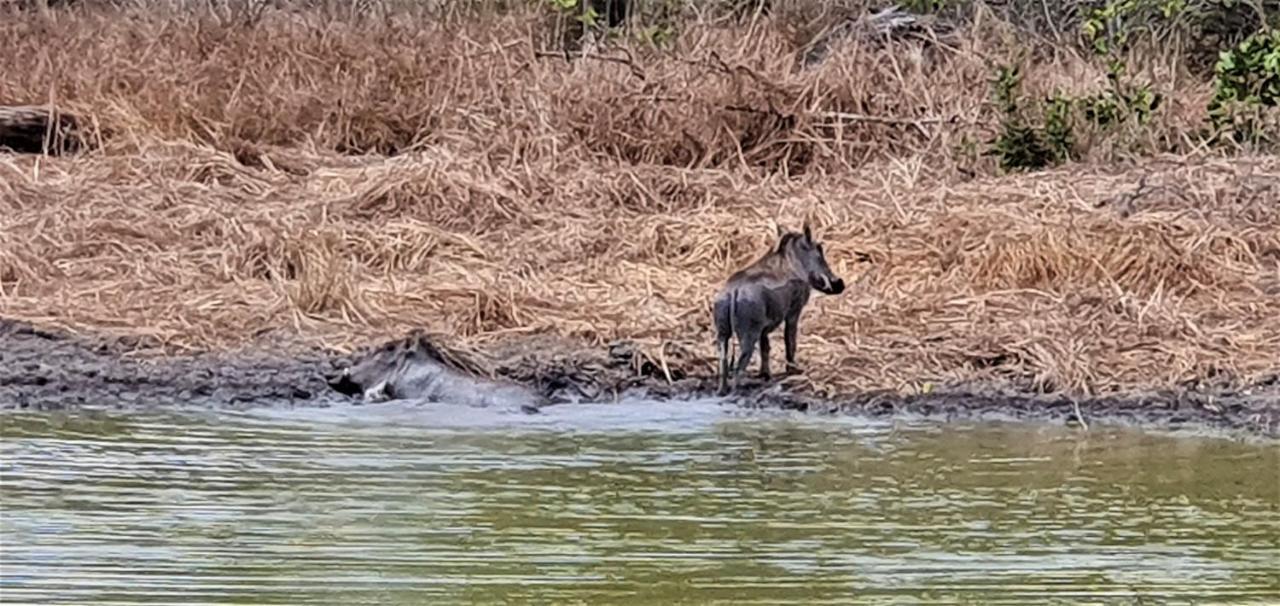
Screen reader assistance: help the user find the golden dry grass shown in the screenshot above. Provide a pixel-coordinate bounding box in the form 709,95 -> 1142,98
2,4 -> 1278,399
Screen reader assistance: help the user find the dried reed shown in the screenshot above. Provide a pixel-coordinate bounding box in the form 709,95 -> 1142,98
1,4 -> 1277,399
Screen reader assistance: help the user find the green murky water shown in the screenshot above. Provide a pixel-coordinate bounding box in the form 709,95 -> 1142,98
2,400 -> 1278,605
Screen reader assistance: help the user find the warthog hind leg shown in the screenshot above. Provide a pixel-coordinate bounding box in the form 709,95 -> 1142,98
716,337 -> 732,396
713,295 -> 735,396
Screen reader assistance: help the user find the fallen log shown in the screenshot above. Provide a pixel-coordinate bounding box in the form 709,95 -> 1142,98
0,105 -> 85,155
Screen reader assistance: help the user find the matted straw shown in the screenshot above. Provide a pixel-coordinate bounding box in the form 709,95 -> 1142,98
1,4 -> 1277,399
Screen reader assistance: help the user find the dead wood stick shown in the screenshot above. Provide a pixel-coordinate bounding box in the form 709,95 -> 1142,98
0,105 -> 84,155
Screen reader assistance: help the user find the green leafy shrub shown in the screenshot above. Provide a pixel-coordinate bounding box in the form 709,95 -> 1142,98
1080,60 -> 1163,128
988,0 -> 1172,172
1208,27 -> 1280,143
1078,0 -> 1276,72
987,65 -> 1076,171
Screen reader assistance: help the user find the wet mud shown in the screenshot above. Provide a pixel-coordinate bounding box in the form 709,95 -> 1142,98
0,320 -> 342,409
2,319 -> 1277,439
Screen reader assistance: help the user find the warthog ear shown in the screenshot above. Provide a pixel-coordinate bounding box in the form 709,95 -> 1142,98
803,221 -> 813,243
774,221 -> 785,239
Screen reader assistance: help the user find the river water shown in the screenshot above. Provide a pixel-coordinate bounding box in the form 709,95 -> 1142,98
2,399 -> 1278,604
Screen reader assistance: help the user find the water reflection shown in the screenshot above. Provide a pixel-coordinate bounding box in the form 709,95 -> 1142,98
2,401 -> 1277,604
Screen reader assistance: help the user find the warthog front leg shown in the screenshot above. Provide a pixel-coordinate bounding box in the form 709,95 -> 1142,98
784,316 -> 801,375
758,332 -> 771,380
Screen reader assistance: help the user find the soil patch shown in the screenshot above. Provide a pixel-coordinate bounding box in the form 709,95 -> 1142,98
0,319 -> 339,410
4,319 -> 1275,440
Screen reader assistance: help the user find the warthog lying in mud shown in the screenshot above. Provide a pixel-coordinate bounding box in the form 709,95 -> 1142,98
328,332 -> 546,412
713,223 -> 846,395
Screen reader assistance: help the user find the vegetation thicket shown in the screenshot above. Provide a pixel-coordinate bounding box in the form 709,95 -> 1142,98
2,0 -> 1278,399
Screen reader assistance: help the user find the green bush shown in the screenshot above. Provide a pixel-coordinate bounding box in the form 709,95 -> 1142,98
987,65 -> 1075,171
1075,0 -> 1275,71
1208,27 -> 1280,143
986,59 -> 1161,172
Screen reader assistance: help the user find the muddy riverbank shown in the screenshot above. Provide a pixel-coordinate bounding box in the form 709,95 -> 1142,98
3,319 -> 1276,440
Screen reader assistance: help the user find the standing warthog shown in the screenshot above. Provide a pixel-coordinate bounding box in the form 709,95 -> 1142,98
712,222 -> 846,395
328,332 -> 546,412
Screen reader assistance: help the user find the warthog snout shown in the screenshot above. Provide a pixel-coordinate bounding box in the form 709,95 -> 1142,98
328,369 -> 363,397
811,275 -> 845,295
828,277 -> 846,294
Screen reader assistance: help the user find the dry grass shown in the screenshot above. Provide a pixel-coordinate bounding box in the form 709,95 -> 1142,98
2,4 -> 1278,399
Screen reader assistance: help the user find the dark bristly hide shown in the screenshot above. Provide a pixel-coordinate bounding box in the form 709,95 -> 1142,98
712,222 -> 846,395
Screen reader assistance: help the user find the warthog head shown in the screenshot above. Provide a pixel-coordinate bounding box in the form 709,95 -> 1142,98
328,339 -> 409,400
780,223 -> 845,295
328,332 -> 490,402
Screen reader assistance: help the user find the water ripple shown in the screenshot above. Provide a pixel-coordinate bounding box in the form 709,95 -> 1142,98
2,401 -> 1278,604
